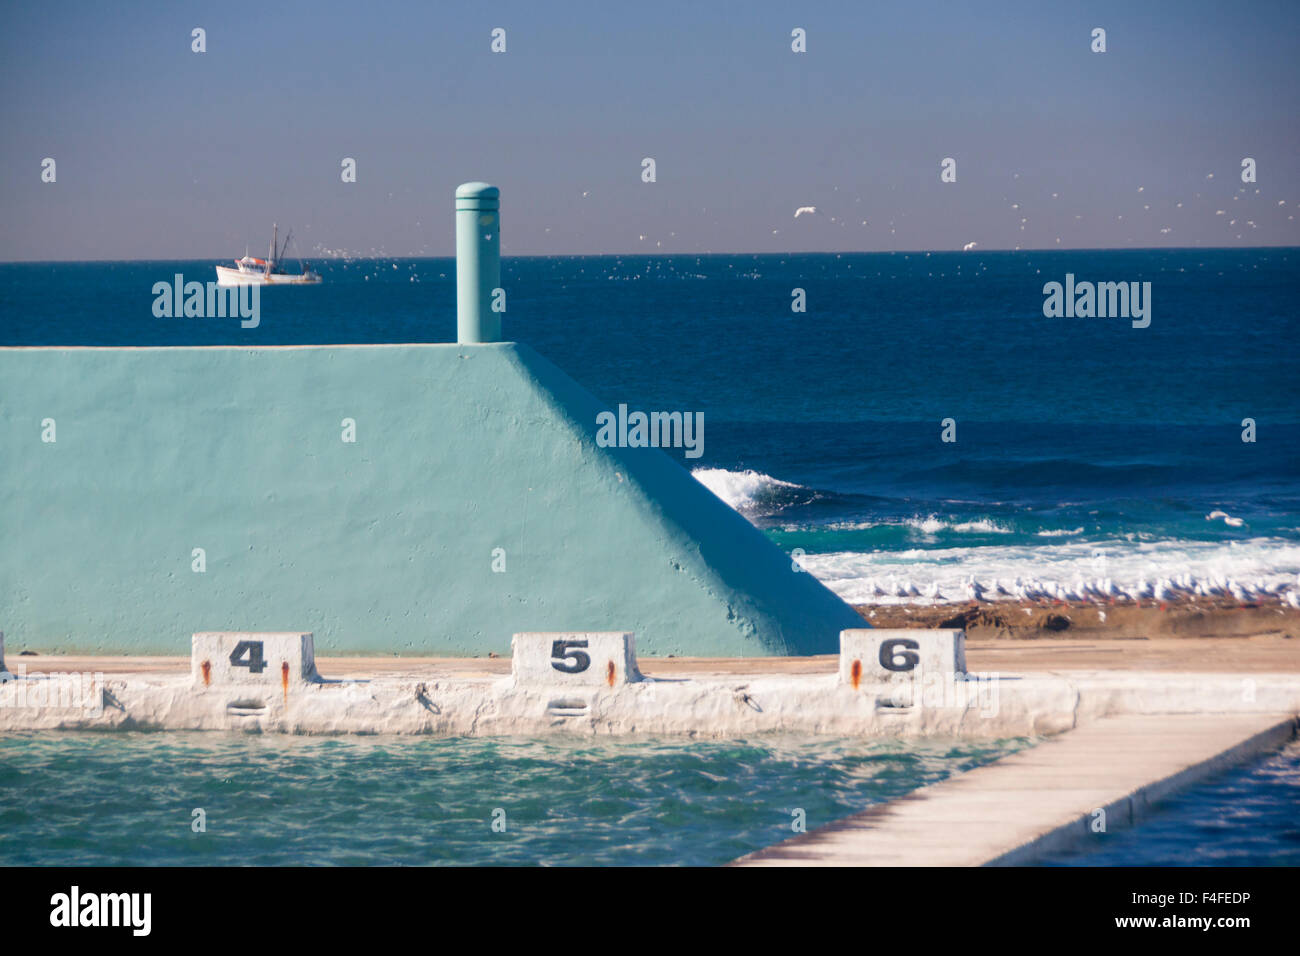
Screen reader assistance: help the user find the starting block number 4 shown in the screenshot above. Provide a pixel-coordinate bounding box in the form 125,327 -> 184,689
512,632 -> 643,687
192,632 -> 320,688
839,629 -> 966,686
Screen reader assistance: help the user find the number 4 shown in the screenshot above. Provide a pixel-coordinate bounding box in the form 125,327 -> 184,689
229,640 -> 267,674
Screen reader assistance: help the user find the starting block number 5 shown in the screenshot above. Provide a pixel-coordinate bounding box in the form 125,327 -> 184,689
512,632 -> 643,687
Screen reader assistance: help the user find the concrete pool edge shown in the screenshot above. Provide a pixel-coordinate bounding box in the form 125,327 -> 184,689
732,712 -> 1298,867
2,653 -> 1299,739
987,714 -> 1298,866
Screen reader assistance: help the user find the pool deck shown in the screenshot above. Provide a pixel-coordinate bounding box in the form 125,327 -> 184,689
3,635 -> 1298,740
733,712 -> 1297,866
10,634 -> 1300,677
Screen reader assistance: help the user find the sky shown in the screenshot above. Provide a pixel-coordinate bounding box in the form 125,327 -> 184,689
1,0 -> 1298,260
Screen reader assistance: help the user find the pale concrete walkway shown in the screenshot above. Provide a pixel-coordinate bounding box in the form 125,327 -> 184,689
12,634 -> 1299,677
733,712 -> 1297,866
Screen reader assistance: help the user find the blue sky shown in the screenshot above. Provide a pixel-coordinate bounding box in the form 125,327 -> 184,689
2,0 -> 1298,259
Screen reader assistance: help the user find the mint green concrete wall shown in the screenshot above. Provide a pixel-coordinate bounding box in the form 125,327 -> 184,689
0,344 -> 864,656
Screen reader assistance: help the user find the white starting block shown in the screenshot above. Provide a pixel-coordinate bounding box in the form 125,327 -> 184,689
511,632 -> 643,686
192,632 -> 320,688
839,629 -> 966,686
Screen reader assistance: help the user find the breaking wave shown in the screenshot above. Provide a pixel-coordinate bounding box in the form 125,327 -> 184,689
691,468 -> 807,514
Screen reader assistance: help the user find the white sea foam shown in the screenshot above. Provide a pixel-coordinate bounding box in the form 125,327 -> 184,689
691,468 -> 803,512
909,516 -> 948,534
950,519 -> 1014,534
898,516 -> 1014,534
694,468 -> 1298,604
811,516 -> 1014,535
799,538 -> 1300,605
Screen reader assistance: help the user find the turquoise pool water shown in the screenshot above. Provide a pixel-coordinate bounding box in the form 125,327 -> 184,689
1041,739 -> 1300,867
0,732 -> 1031,866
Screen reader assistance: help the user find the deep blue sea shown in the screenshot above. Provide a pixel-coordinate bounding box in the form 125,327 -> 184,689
3,249 -> 1298,604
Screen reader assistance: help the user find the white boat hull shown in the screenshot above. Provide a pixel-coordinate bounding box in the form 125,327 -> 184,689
215,265 -> 321,287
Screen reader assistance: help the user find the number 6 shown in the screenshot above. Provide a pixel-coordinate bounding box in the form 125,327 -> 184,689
879,638 -> 919,672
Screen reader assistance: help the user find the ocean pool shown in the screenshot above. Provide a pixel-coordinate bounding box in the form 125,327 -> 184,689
0,732 -> 1032,866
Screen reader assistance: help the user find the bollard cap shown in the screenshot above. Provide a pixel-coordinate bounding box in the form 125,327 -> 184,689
456,182 -> 499,210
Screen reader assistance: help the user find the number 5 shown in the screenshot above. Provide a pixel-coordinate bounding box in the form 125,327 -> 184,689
550,639 -> 591,674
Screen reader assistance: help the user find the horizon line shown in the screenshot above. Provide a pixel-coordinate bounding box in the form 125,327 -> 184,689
2,243 -> 1297,266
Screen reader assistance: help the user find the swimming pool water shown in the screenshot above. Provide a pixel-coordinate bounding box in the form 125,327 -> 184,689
0,732 -> 1031,866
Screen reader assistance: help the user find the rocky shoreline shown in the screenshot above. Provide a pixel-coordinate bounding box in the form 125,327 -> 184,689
854,598 -> 1300,641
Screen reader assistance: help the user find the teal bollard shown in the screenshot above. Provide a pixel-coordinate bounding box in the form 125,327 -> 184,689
455,182 -> 501,343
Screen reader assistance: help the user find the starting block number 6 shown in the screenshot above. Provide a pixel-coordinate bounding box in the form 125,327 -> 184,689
839,629 -> 966,686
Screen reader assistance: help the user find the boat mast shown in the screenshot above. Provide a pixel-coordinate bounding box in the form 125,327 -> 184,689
269,223 -> 278,275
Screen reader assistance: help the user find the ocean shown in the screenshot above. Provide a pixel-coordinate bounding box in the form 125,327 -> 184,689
3,248 -> 1298,605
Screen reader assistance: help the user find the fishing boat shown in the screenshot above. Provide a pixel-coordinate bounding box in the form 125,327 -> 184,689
215,223 -> 321,286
